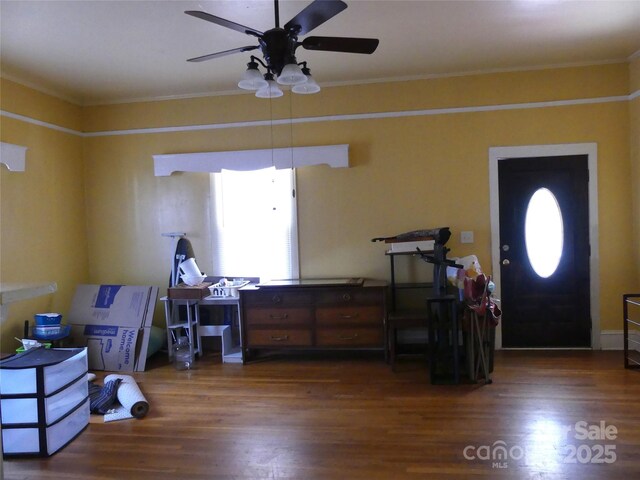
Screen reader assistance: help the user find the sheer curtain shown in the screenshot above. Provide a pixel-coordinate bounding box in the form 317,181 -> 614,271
210,167 -> 299,282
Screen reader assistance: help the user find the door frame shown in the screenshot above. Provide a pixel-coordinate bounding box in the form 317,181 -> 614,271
488,143 -> 600,349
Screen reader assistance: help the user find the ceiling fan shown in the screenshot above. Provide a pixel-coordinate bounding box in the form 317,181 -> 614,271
185,0 -> 379,96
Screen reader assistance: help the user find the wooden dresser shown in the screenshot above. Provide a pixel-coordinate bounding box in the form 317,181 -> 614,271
239,279 -> 387,362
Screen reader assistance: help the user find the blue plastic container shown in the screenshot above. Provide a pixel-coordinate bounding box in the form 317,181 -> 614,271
34,313 -> 62,326
32,324 -> 70,340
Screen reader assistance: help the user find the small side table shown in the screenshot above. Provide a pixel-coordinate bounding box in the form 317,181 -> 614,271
161,294 -> 245,364
162,297 -> 202,363
387,309 -> 429,370
426,295 -> 460,384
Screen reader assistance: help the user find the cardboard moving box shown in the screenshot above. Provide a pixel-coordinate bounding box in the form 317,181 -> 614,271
68,285 -> 158,372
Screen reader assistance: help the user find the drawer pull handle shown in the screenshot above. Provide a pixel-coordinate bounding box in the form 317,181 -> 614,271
342,293 -> 352,301
269,313 -> 289,320
272,295 -> 282,304
270,335 -> 289,341
340,313 -> 359,319
338,334 -> 359,340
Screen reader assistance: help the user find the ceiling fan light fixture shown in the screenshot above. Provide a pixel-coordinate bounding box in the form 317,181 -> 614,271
256,74 -> 284,98
185,1 -> 379,99
292,66 -> 320,94
276,62 -> 307,85
238,60 -> 268,90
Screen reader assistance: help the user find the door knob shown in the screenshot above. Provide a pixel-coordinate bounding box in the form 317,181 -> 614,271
502,259 -> 510,265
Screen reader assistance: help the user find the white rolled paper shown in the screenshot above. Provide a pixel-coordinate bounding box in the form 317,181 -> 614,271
103,374 -> 149,422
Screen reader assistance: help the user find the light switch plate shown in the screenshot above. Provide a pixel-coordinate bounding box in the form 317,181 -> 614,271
461,231 -> 474,244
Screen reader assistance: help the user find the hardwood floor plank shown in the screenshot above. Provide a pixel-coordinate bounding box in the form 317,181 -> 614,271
3,351 -> 639,479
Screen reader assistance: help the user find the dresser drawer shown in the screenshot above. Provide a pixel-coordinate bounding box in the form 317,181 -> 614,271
316,328 -> 382,347
315,288 -> 383,305
315,306 -> 383,327
243,290 -> 313,306
245,307 -> 313,326
247,329 -> 312,347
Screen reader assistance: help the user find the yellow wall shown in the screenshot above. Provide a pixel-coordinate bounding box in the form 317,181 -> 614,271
80,64 -> 636,333
1,62 -> 638,352
2,80 -> 82,132
83,63 -> 629,132
1,79 -> 88,352
629,56 -> 640,286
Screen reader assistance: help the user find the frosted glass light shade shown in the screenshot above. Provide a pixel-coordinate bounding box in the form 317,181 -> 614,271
277,63 -> 307,85
292,74 -> 320,94
238,68 -> 268,90
255,80 -> 284,98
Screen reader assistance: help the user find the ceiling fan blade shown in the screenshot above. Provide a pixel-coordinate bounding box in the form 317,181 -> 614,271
187,45 -> 259,63
302,36 -> 379,54
284,0 -> 347,36
185,10 -> 263,37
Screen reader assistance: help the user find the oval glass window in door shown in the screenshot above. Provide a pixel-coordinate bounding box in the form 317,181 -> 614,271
524,187 -> 564,278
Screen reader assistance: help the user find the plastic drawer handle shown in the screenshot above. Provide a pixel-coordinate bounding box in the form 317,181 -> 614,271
269,313 -> 289,320
340,313 -> 359,319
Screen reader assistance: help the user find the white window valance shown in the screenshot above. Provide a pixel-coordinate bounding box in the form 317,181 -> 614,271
0,142 -> 27,172
153,144 -> 348,176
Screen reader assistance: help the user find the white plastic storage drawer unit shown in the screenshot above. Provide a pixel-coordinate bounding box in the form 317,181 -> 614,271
0,347 -> 89,457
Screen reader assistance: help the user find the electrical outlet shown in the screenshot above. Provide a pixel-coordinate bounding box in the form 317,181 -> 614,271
461,231 -> 474,244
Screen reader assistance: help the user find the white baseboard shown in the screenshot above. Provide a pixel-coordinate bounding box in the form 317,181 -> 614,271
600,330 -> 639,350
398,329 -> 637,351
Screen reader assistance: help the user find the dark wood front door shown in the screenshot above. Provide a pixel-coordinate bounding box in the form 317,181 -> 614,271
498,155 -> 591,347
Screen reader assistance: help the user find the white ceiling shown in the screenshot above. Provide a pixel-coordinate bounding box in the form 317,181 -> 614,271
1,0 -> 639,106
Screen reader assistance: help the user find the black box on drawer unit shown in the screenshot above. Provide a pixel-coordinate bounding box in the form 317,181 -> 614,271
167,282 -> 212,300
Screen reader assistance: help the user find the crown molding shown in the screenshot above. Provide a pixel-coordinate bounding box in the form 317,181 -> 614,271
320,59 -> 629,90
0,73 -> 82,106
3,59 -> 631,107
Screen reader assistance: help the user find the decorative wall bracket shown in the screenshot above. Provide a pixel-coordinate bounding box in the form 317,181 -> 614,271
0,142 -> 28,172
153,144 -> 348,176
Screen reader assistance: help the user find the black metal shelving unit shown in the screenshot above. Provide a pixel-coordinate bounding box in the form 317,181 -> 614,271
624,293 -> 640,369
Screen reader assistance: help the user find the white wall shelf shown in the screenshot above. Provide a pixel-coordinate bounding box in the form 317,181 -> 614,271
0,283 -> 57,324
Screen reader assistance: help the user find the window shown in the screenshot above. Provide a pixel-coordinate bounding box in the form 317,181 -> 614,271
525,187 -> 564,278
209,167 -> 299,281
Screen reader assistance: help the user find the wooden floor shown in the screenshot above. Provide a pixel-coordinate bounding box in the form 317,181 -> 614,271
3,350 -> 640,480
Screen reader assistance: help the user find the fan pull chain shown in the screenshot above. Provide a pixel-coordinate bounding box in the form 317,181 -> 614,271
289,91 -> 294,171
269,94 -> 275,169
289,91 -> 296,199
